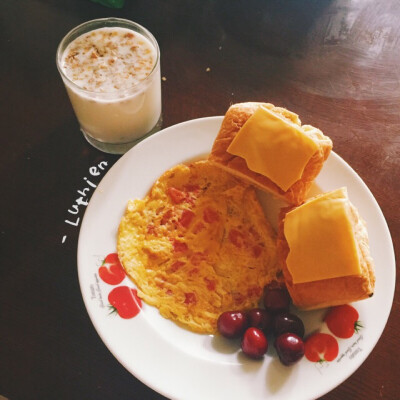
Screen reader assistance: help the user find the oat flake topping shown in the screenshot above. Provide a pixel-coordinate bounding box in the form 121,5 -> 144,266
62,27 -> 156,93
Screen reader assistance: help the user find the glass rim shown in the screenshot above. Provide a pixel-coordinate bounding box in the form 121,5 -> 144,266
56,17 -> 160,95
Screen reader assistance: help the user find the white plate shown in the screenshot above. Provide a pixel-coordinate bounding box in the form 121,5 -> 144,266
78,116 -> 395,400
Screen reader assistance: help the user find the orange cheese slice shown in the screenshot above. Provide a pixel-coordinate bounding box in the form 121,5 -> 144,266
226,106 -> 318,191
284,188 -> 361,284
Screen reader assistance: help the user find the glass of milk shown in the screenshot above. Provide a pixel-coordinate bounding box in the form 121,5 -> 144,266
56,18 -> 162,154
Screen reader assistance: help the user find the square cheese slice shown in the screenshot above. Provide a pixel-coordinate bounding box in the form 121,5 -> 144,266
226,105 -> 318,191
283,187 -> 362,284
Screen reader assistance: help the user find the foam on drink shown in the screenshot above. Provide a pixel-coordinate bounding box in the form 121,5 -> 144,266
62,28 -> 155,93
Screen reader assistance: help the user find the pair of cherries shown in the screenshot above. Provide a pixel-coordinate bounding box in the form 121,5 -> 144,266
217,287 -> 305,365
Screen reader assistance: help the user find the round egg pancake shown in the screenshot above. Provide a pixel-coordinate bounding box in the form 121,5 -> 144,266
117,160 -> 280,334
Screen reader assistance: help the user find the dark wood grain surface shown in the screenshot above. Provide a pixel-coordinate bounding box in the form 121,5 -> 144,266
1,0 -> 398,399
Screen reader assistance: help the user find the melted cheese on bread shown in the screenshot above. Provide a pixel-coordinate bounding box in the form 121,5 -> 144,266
227,105 -> 318,191
284,188 -> 362,284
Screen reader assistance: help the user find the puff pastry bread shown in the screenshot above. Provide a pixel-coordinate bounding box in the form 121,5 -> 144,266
209,102 -> 332,205
277,192 -> 375,310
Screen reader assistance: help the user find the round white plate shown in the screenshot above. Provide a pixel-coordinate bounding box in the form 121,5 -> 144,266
78,116 -> 395,400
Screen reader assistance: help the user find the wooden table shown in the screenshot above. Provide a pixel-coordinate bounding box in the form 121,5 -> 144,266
1,0 -> 398,399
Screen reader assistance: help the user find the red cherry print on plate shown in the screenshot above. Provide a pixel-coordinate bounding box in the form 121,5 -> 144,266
325,304 -> 362,339
98,253 -> 126,285
304,332 -> 339,362
108,286 -> 142,319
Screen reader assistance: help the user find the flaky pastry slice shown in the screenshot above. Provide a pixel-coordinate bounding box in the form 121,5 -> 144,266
209,102 -> 332,205
277,188 -> 375,310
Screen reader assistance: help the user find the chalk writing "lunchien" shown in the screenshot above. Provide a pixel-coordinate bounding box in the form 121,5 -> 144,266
62,161 -> 108,243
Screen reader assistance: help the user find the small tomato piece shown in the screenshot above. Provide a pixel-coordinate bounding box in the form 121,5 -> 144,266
204,277 -> 216,291
179,209 -> 195,228
167,187 -> 186,204
172,239 -> 188,253
160,209 -> 173,225
228,229 -> 245,248
184,292 -> 197,305
169,260 -> 185,272
193,222 -> 205,233
203,207 -> 219,223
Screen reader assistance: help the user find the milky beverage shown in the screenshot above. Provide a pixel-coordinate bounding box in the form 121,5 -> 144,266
60,26 -> 161,144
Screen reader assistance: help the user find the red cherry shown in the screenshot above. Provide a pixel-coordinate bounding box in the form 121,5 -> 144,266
241,327 -> 268,359
273,312 -> 305,338
263,287 -> 291,314
217,311 -> 248,339
274,333 -> 304,366
247,308 -> 273,334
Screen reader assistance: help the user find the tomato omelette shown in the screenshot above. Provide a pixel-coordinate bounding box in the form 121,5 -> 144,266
117,160 -> 280,333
